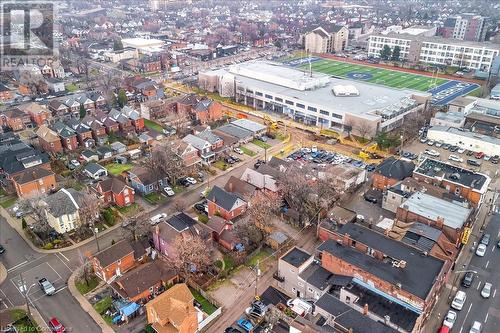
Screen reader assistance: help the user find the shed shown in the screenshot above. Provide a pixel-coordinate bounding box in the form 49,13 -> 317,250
267,231 -> 289,250
111,141 -> 127,154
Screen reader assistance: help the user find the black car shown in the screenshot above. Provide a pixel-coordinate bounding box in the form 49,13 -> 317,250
491,155 -> 500,164
177,178 -> 190,187
194,203 -> 207,215
224,328 -> 242,333
363,194 -> 378,204
449,146 -> 459,152
254,160 -> 265,169
0,244 -> 5,254
480,234 -> 490,246
461,271 -> 474,288
365,164 -> 376,172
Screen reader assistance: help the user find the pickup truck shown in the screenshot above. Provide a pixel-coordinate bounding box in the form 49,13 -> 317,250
38,278 -> 56,295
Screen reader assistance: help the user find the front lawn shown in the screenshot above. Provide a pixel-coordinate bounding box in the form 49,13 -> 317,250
213,160 -> 229,171
189,288 -> 217,315
117,203 -> 141,216
93,296 -> 113,314
240,146 -> 256,156
144,119 -> 164,132
251,139 -> 272,149
144,192 -> 166,204
75,276 -> 100,295
66,83 -> 78,92
105,163 -> 133,175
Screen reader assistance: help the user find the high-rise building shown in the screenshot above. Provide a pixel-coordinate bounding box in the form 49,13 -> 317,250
304,26 -> 349,54
149,0 -> 191,11
440,14 -> 488,42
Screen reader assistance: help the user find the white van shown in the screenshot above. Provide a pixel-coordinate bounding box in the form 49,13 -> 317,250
150,213 -> 167,225
451,291 -> 466,310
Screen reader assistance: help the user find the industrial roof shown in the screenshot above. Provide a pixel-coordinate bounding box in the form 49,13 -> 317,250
428,126 -> 500,146
401,192 -> 472,229
231,119 -> 266,133
281,247 -> 311,268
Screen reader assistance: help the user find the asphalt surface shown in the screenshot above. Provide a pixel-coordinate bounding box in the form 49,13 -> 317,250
448,213 -> 500,333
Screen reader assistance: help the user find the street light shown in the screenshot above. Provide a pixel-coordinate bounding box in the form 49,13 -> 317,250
90,225 -> 100,252
19,272 -> 36,317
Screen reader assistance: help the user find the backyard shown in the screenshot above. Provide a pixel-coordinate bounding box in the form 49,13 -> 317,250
105,163 -> 133,175
213,160 -> 229,171
144,119 -> 164,133
75,275 -> 100,295
189,288 -> 218,315
93,296 -> 114,325
246,247 -> 273,272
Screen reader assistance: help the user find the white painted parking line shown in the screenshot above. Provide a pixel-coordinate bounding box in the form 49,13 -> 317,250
485,260 -> 489,269
58,252 -> 70,262
46,262 -> 62,280
56,253 -> 73,272
0,289 -> 14,307
493,289 -> 497,298
485,313 -> 489,323
7,260 -> 28,273
492,246 -> 495,253
477,281 -> 482,290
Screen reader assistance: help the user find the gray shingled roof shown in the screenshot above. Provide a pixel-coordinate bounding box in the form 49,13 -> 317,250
44,188 -> 82,218
206,185 -> 241,212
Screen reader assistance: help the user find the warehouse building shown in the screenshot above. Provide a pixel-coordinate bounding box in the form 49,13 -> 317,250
426,126 -> 500,156
199,61 -> 428,138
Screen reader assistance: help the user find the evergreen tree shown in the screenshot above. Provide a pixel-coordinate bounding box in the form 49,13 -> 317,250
380,45 -> 392,60
392,46 -> 401,61
79,104 -> 86,119
113,39 -> 123,51
117,89 -> 127,107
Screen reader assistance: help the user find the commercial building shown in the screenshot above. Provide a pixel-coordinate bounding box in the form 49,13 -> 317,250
426,126 -> 500,156
367,34 -> 499,71
413,158 -> 490,206
121,38 -> 165,54
304,25 -> 349,54
439,14 -> 488,42
200,61 -> 427,138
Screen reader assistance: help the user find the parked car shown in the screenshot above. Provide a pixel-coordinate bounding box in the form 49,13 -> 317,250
185,177 -> 197,185
0,244 -> 5,254
448,154 -> 463,163
234,147 -> 244,154
163,187 -> 175,197
474,152 -> 485,159
236,318 -> 254,333
38,278 -> 56,295
469,321 -> 482,333
461,271 -> 474,288
480,234 -> 490,246
427,140 -> 435,146
254,159 -> 265,169
467,159 -> 481,167
442,143 -> 451,150
457,147 -> 465,154
424,149 -> 440,157
475,243 -> 486,257
194,203 -> 208,215
491,155 -> 500,164
435,141 -> 443,147
48,317 -> 66,333
449,145 -> 459,152
420,137 -> 428,143
481,282 -> 492,298
363,194 -> 377,204
484,155 -> 491,161
443,310 -> 457,328
224,328 -> 242,333
451,291 -> 466,310
466,150 -> 475,156
150,213 -> 167,225
70,159 -> 80,167
177,178 -> 190,187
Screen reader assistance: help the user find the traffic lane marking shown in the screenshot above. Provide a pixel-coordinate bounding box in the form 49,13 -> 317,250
6,260 -> 28,273
459,302 -> 473,333
58,251 -> 70,262
0,289 -> 14,307
55,252 -> 73,272
31,285 -> 68,302
485,313 -> 488,323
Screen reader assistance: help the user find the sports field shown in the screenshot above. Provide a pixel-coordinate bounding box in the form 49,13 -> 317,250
298,58 -> 448,92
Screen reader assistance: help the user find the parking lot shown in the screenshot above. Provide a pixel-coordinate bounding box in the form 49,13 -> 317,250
285,147 -> 376,172
10,262 -> 63,302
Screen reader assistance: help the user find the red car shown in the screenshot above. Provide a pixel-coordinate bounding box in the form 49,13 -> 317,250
474,152 -> 485,159
48,317 -> 65,333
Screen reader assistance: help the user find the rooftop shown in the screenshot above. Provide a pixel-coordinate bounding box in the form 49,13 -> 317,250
401,191 -> 472,229
281,247 -> 311,268
231,118 -> 267,133
415,157 -> 490,193
428,125 -> 500,146
215,124 -> 253,140
94,240 -> 134,268
318,223 -> 445,299
373,32 -> 500,50
375,156 -> 415,180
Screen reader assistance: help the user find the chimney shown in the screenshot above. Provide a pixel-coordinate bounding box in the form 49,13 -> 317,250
342,233 -> 350,247
363,303 -> 369,315
228,181 -> 233,192
435,216 -> 444,229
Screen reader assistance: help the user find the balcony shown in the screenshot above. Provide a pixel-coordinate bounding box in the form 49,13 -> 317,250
273,273 -> 285,283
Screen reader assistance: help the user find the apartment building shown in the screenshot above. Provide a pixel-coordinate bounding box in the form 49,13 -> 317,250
304,26 -> 349,54
440,14 -> 488,42
368,34 -> 499,71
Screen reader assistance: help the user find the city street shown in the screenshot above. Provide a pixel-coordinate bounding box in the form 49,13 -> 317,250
449,213 -> 500,333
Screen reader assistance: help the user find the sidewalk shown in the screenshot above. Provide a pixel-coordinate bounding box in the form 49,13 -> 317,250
0,263 -> 6,286
0,206 -> 122,255
68,266 -> 114,333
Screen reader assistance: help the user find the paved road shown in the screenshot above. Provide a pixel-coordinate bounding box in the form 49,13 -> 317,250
450,213 -> 500,333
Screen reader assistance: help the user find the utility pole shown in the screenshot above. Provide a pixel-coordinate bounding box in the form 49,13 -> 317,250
19,272 -> 31,317
91,226 -> 100,252
254,260 -> 261,298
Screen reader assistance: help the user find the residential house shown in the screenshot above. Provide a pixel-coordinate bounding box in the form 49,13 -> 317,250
196,129 -> 226,156
126,167 -> 169,196
52,122 -> 78,151
214,124 -> 253,144
182,134 -> 214,164
94,178 -> 135,207
0,143 -> 51,179
111,142 -> 127,154
1,108 -> 31,131
109,108 -> 135,135
169,140 -> 202,168
17,102 -> 51,125
205,216 -> 238,251
176,94 -> 199,114
317,223 -> 449,331
140,97 -> 179,121
92,239 -> 146,283
81,115 -> 108,145
42,188 -> 83,233
45,77 -> 65,93
96,146 -> 114,160
89,92 -> 107,108
65,119 -> 95,148
372,157 -> 415,190
83,163 -> 108,180
94,111 -> 120,134
146,283 -> 198,333
48,99 -> 69,117
121,106 -> 145,132
240,168 -> 278,192
76,94 -> 96,112
0,83 -> 13,101
275,247 -> 315,298
112,260 -> 178,304
192,100 -> 223,124
36,125 -> 63,154
152,213 -> 211,258
12,167 -> 57,198
224,175 -> 257,202
63,98 -> 81,117
206,186 -> 247,220
231,119 -> 267,136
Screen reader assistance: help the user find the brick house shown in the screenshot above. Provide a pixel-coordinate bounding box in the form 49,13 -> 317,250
1,108 -> 31,131
146,283 -> 198,333
48,99 -> 69,116
89,92 -> 107,108
372,157 -> 415,190
205,216 -> 238,251
36,125 -> 63,154
65,119 -> 95,148
206,185 -> 247,220
196,129 -> 225,156
192,100 -> 223,124
176,94 -> 199,114
81,115 -> 108,145
94,178 -> 135,207
63,98 -> 81,114
52,122 -> 78,151
12,167 -> 57,198
17,102 -> 51,125
92,240 -> 146,283
139,97 -> 179,121
76,95 -> 96,112
169,140 -> 202,168
317,223 -> 449,331
412,158 -> 490,207
109,109 -> 135,134
0,83 -> 13,101
121,106 -> 145,131
112,260 -> 178,304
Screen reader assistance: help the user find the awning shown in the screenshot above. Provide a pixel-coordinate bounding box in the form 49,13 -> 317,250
121,302 -> 140,317
352,278 -> 423,315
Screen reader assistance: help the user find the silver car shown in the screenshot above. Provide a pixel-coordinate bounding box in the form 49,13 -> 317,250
481,282 -> 492,298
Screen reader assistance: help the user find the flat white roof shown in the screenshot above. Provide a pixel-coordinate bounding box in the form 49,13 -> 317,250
122,38 -> 165,48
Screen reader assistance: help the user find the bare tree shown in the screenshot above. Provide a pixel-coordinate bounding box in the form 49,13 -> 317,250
17,194 -> 50,233
173,198 -> 187,213
246,191 -> 281,235
121,216 -> 151,241
168,234 -> 213,280
75,193 -> 101,237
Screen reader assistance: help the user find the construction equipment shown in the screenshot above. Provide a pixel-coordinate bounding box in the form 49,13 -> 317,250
319,128 -> 345,144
